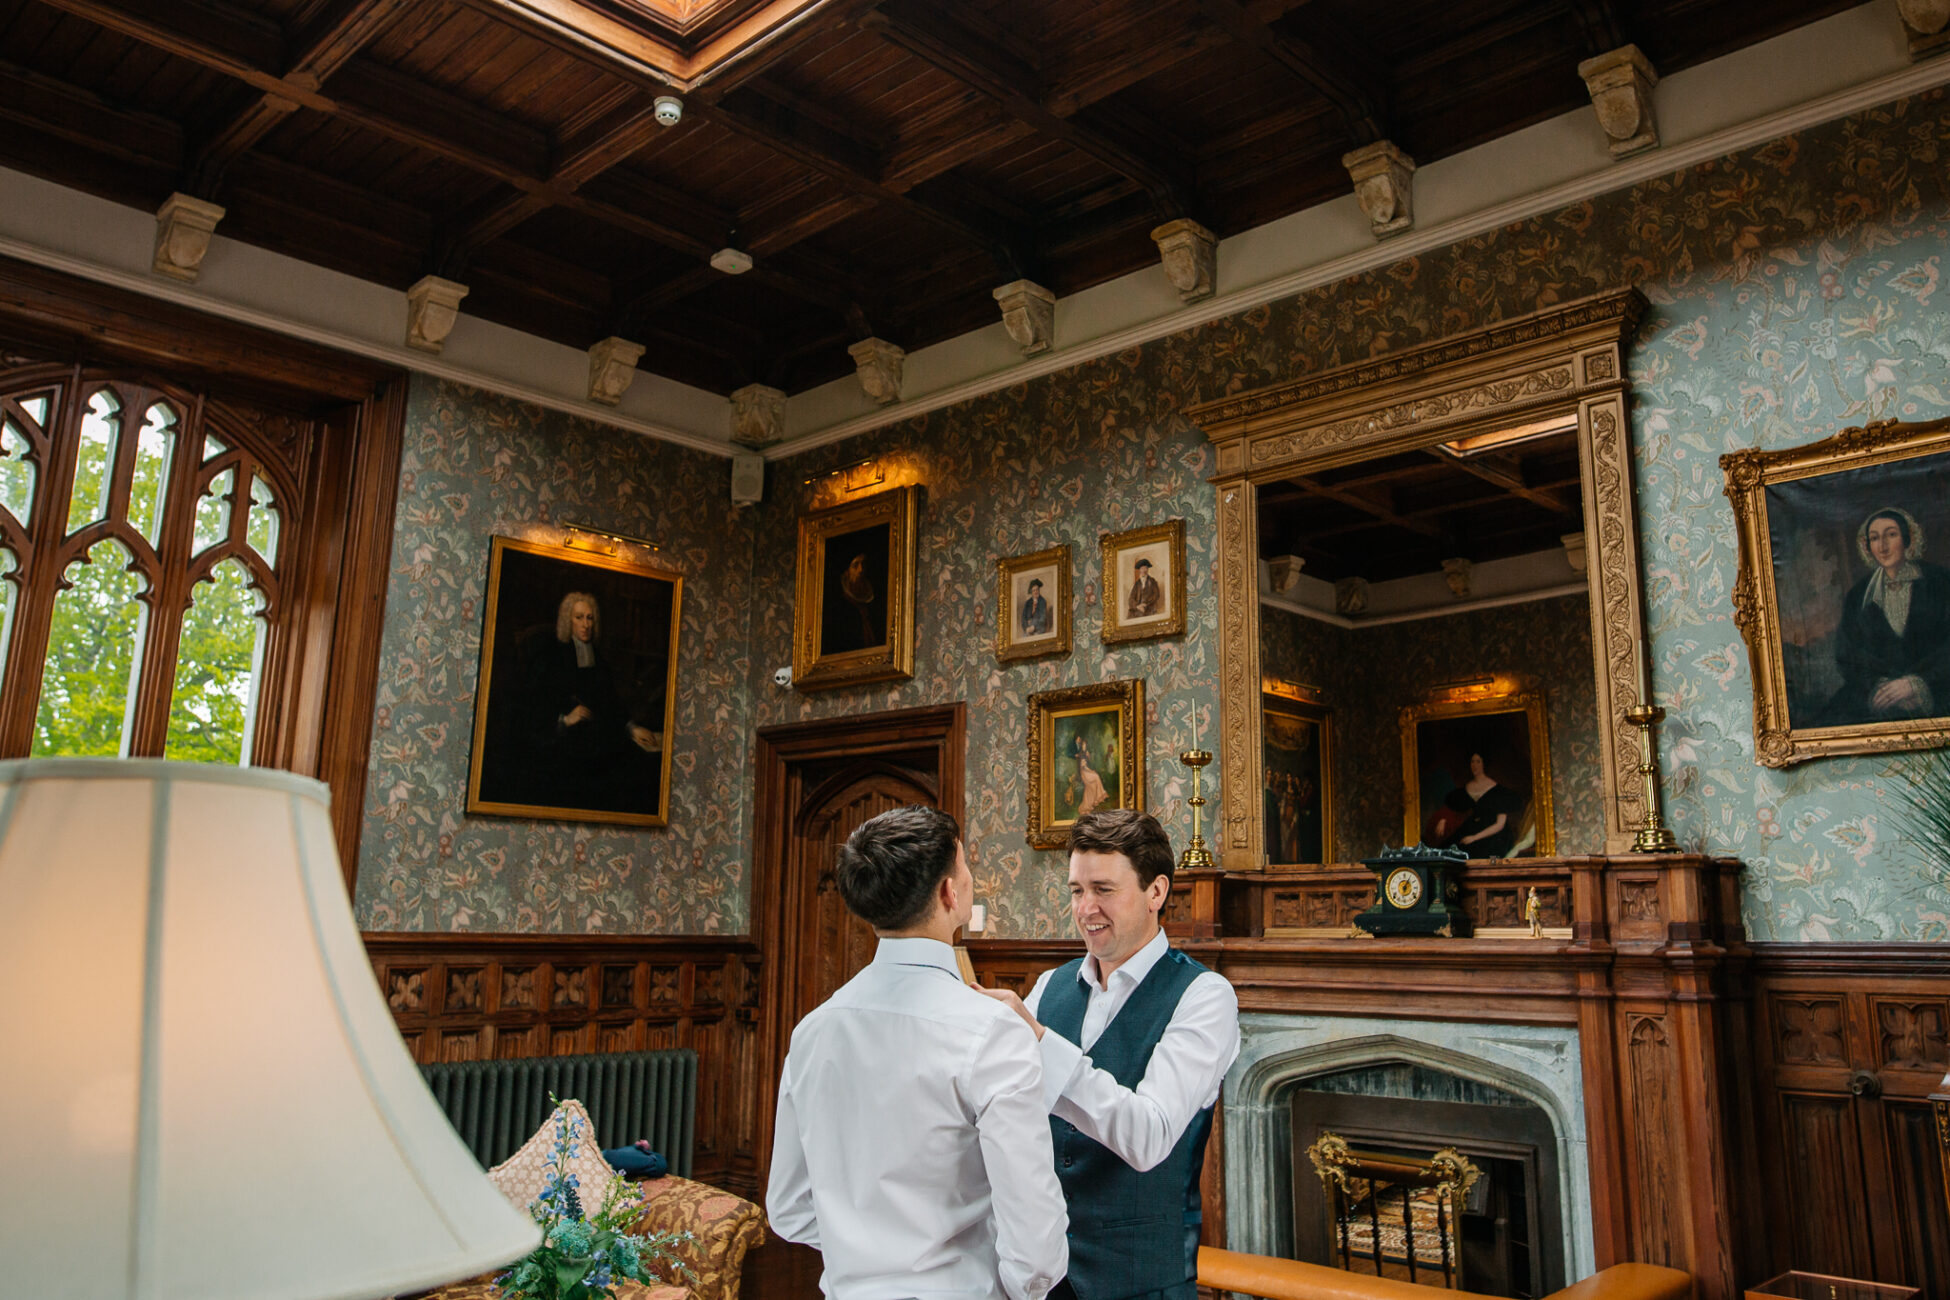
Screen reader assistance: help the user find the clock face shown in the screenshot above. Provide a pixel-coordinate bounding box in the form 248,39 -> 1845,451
1384,867 -> 1424,910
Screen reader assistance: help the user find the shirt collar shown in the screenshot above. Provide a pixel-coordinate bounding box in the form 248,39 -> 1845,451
1080,926 -> 1169,992
872,936 -> 963,979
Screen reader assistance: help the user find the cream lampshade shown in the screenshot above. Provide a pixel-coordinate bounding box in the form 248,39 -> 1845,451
0,760 -> 540,1300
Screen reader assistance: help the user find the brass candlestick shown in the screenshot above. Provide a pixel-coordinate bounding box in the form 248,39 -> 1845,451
1623,704 -> 1680,853
1178,748 -> 1214,869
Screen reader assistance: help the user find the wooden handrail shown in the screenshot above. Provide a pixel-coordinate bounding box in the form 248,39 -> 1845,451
1197,1247 -> 1694,1300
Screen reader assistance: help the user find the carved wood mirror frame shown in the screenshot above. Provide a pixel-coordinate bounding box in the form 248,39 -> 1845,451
1186,289 -> 1653,866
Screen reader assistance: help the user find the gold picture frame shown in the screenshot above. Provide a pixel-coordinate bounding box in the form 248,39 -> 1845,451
1400,683 -> 1553,858
1262,688 -> 1335,866
1027,679 -> 1145,849
1101,519 -> 1186,643
996,544 -> 1072,662
792,485 -> 920,692
1721,417 -> 1950,767
467,535 -> 682,827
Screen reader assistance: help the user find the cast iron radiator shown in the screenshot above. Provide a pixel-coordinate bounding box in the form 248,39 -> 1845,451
420,1049 -> 697,1176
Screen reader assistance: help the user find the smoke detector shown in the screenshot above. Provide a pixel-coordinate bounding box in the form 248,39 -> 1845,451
710,247 -> 754,274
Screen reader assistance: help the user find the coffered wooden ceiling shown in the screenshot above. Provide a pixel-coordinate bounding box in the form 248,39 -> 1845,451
0,0 -> 1865,396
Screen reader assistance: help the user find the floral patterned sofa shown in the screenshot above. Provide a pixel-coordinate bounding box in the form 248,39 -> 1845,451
409,1174 -> 767,1300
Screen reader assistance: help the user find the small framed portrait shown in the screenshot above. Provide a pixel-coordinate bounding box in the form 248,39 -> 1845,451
1101,519 -> 1186,643
996,544 -> 1072,662
1262,686 -> 1335,865
467,535 -> 682,827
1722,417 -> 1950,766
1400,686 -> 1553,859
1026,679 -> 1145,849
792,485 -> 920,691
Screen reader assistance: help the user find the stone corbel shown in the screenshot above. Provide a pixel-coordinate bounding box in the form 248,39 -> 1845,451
405,275 -> 469,354
992,279 -> 1056,356
586,336 -> 645,406
152,193 -> 226,283
730,383 -> 787,448
1342,141 -> 1416,239
848,338 -> 906,405
1151,219 -> 1217,303
1899,0 -> 1950,59
1578,45 -> 1660,158
1335,576 -> 1369,616
1441,557 -> 1473,599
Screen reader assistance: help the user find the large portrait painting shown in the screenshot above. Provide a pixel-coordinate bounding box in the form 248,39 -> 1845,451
467,535 -> 682,826
1262,686 -> 1334,865
1723,418 -> 1950,765
996,544 -> 1072,662
1026,679 -> 1145,849
1101,520 -> 1186,643
793,486 -> 919,691
1400,684 -> 1553,859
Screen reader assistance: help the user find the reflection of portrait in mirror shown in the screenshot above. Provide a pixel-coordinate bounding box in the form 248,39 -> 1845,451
1262,707 -> 1323,864
1416,712 -> 1535,859
1819,506 -> 1950,726
1020,575 -> 1053,636
820,523 -> 890,655
1052,709 -> 1121,822
1126,556 -> 1162,619
1763,454 -> 1950,730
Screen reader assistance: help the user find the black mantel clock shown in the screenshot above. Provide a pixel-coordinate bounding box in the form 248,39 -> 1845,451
1352,844 -> 1473,937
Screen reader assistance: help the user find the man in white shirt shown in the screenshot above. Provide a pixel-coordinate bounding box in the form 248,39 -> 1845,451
980,809 -> 1240,1300
767,805 -> 1069,1300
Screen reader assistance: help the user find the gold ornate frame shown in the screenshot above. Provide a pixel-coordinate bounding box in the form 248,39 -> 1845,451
1101,519 -> 1187,643
1026,678 -> 1145,849
792,485 -> 919,691
1262,686 -> 1335,865
1400,688 -> 1555,857
995,543 -> 1072,662
1721,416 -> 1950,766
467,534 -> 683,827
1187,288 -> 1651,865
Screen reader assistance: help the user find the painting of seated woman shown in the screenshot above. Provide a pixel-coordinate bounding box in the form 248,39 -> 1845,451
1401,694 -> 1553,859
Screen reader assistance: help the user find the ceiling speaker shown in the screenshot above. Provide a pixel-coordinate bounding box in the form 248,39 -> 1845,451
730,452 -> 764,505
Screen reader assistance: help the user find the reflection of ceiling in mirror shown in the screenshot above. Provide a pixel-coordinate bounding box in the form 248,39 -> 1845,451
1257,429 -> 1583,585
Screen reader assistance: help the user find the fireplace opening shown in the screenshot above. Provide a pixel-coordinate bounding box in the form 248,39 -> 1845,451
1289,1063 -> 1566,1297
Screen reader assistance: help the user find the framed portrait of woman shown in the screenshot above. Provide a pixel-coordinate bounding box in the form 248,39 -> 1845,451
1399,685 -> 1554,859
467,535 -> 682,826
792,486 -> 920,691
1026,679 -> 1145,848
1723,417 -> 1950,765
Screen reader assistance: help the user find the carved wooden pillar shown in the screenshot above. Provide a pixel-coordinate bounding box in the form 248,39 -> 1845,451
1212,475 -> 1264,869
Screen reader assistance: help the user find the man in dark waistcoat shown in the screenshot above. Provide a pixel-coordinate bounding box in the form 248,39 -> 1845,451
980,809 -> 1240,1300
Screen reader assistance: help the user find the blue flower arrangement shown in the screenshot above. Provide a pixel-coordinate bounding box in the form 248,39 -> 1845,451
496,1101 -> 693,1300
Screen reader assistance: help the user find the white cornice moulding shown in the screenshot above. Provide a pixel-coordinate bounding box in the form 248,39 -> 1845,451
0,3 -> 1937,463
1262,583 -> 1592,631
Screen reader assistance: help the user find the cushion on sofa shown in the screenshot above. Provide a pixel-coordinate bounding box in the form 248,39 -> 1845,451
486,1098 -> 621,1221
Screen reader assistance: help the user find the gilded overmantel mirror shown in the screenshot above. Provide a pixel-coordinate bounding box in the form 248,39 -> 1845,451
1186,289 -> 1654,867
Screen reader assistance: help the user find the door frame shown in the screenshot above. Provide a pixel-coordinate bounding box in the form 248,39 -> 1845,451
749,701 -> 966,1185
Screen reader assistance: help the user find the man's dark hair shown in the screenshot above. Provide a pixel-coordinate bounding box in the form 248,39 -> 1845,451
1069,808 -> 1175,891
1027,578 -> 1043,590
835,805 -> 961,930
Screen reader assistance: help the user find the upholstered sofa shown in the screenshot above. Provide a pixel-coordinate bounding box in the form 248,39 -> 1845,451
408,1174 -> 767,1300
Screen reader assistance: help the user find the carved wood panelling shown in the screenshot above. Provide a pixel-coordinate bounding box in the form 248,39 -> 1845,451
366,933 -> 762,1196
1625,1013 -> 1686,1269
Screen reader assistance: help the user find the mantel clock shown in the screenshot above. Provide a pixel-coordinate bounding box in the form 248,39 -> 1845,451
1352,844 -> 1473,938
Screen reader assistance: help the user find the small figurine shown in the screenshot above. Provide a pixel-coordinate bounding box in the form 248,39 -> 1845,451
1525,886 -> 1543,938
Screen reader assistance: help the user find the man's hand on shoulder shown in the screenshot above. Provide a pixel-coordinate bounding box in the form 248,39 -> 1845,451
976,985 -> 1046,1040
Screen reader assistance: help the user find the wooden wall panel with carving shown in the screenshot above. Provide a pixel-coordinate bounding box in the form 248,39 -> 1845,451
1750,944 -> 1950,1298
365,933 -> 763,1197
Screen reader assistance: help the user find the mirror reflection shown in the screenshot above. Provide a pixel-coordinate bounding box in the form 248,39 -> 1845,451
1255,423 -> 1604,864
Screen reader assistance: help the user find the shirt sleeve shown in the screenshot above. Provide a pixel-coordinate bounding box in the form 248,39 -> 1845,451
1022,970 -> 1081,1112
763,1056 -> 821,1250
968,1011 -> 1070,1300
1049,972 -> 1240,1173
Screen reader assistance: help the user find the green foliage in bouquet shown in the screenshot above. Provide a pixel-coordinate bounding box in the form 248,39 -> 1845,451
1891,749 -> 1950,885
496,1102 -> 693,1300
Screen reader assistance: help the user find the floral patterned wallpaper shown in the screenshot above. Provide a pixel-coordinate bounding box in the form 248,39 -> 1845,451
1262,596 -> 1604,862
353,379 -> 757,934
360,88 -> 1950,941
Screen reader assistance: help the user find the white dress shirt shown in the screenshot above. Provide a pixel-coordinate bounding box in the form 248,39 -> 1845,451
1025,929 -> 1240,1174
768,938 -> 1070,1300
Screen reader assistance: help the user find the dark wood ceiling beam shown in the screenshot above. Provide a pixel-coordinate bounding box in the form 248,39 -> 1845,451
1283,475 -> 1443,539
1422,447 -> 1574,514
0,57 -> 183,168
1566,0 -> 1628,55
34,0 -> 283,82
1044,18 -> 1233,116
860,0 -> 1194,218
1193,0 -> 1388,143
188,0 -> 417,194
